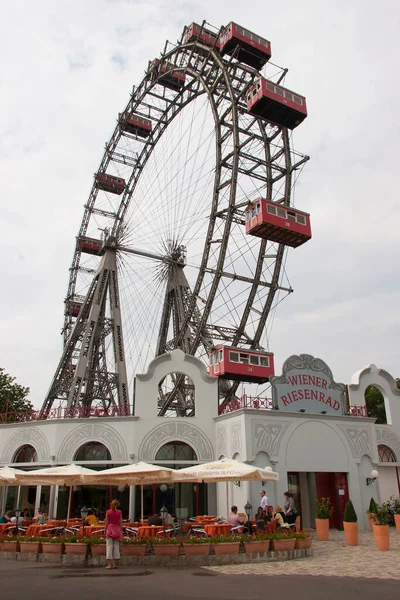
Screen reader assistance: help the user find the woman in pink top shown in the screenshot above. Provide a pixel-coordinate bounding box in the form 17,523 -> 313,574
104,499 -> 123,569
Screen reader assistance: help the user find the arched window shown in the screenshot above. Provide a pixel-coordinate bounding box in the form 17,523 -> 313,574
155,441 -> 197,461
74,441 -> 111,461
378,445 -> 397,462
12,444 -> 38,463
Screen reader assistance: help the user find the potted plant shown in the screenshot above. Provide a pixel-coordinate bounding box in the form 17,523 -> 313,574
293,530 -> 313,550
40,536 -> 65,554
182,535 -> 212,556
241,532 -> 271,554
210,534 -> 241,555
19,535 -> 42,554
315,497 -> 334,541
343,500 -> 358,546
151,536 -> 181,557
268,530 -> 296,551
373,503 -> 390,551
85,536 -> 106,556
389,496 -> 400,534
367,497 -> 378,530
63,534 -> 89,555
0,537 -> 20,552
121,537 -> 148,557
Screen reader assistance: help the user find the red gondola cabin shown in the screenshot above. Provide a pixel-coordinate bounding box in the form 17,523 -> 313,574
119,112 -> 152,138
209,345 -> 274,384
219,22 -> 271,70
78,236 -> 102,255
65,300 -> 83,318
245,198 -> 311,248
182,22 -> 220,51
95,173 -> 126,195
247,78 -> 307,130
150,59 -> 186,91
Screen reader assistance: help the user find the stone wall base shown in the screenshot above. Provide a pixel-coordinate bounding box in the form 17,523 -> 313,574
0,548 -> 312,567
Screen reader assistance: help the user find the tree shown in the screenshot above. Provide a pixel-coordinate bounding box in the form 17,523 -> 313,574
365,379 -> 400,424
0,367 -> 33,422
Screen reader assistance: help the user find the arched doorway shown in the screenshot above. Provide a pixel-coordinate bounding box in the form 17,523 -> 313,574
378,444 -> 400,498
137,441 -> 206,521
8,445 -> 39,516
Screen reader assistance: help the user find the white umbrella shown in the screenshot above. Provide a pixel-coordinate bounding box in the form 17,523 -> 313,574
171,458 -> 279,483
0,466 -> 25,486
172,458 -> 279,517
82,462 -> 174,523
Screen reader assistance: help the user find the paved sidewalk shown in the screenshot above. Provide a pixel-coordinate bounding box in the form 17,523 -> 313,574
207,529 -> 400,580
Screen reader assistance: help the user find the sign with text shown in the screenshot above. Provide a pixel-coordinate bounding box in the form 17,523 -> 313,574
270,354 -> 346,415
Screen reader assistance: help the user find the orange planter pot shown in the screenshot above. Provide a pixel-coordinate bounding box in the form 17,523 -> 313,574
183,544 -> 211,556
394,514 -> 400,534
64,543 -> 88,555
343,522 -> 358,546
19,542 -> 42,553
243,540 -> 270,554
294,538 -> 312,550
152,544 -> 180,557
121,545 -> 147,556
41,543 -> 64,554
213,542 -> 240,555
90,544 -> 106,556
315,519 -> 330,541
271,539 -> 296,551
373,524 -> 390,551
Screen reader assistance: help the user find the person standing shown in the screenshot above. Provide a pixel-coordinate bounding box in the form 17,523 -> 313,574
283,491 -> 297,525
104,499 -> 123,569
259,489 -> 269,511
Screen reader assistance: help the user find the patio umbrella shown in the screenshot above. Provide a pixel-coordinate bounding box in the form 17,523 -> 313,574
171,458 -> 279,517
82,462 -> 174,522
0,466 -> 25,486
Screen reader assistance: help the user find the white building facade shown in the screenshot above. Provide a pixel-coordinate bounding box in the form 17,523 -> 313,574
0,350 -> 399,529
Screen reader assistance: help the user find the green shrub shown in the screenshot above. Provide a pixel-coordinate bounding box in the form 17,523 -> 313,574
315,497 -> 334,519
151,536 -> 181,545
375,503 -> 390,526
183,536 -> 211,544
343,500 -> 357,523
121,537 -> 148,545
368,498 -> 378,514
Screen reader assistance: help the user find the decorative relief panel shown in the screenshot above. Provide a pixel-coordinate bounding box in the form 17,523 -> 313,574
376,427 -> 400,458
251,420 -> 290,457
338,425 -> 373,458
1,427 -> 50,463
231,423 -> 242,454
216,426 -> 227,458
57,423 -> 127,462
139,422 -> 214,461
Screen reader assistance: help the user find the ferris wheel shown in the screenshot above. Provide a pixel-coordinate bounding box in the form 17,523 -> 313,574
41,21 -> 310,419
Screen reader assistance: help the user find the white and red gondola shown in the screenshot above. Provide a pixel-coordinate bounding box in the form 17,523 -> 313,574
78,236 -> 103,255
247,77 -> 307,130
95,172 -> 126,195
182,22 -> 221,51
65,299 -> 83,318
209,345 -> 274,384
219,22 -> 271,70
149,59 -> 186,91
119,112 -> 152,138
245,199 -> 311,248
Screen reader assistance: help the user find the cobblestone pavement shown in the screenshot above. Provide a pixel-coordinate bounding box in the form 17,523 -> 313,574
207,529 -> 400,580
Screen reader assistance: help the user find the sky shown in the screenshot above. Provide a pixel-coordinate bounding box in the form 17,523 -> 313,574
1,0 -> 399,409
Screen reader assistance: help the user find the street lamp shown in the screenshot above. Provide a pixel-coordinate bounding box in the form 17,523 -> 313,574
80,505 -> 89,537
366,470 -> 379,486
14,506 -> 21,536
244,501 -> 252,535
160,505 -> 168,534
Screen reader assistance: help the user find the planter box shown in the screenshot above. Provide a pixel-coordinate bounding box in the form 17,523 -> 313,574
243,540 -> 270,554
0,541 -> 19,552
270,539 -> 296,551
183,544 -> 211,556
19,542 -> 42,554
213,542 -> 240,555
315,518 -> 329,541
294,538 -> 312,550
90,544 -> 106,556
121,544 -> 147,557
64,543 -> 88,555
41,543 -> 64,554
152,544 -> 180,557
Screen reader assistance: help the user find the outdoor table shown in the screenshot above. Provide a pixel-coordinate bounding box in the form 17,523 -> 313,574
83,525 -> 104,536
204,523 -> 232,536
195,515 -> 215,521
0,523 -> 14,535
25,524 -> 65,537
137,525 -> 163,538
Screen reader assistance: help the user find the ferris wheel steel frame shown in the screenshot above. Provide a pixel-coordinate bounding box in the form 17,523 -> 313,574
41,24 -> 309,419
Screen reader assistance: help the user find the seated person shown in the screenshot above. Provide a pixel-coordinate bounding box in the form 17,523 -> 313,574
255,507 -> 266,531
227,505 -> 244,528
265,505 -> 275,522
84,509 -> 99,526
148,513 -> 162,526
10,515 -> 25,525
0,508 -> 12,524
35,510 -> 47,525
164,511 -> 174,527
274,505 -> 290,529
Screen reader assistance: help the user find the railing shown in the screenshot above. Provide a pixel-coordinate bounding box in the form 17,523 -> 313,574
0,404 -> 134,424
218,394 -> 273,415
347,405 -> 369,417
